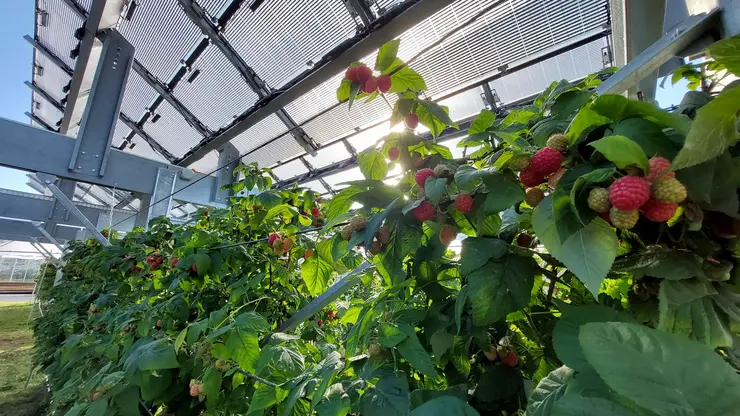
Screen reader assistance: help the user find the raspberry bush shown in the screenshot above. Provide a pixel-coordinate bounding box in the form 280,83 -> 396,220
32,38 -> 740,416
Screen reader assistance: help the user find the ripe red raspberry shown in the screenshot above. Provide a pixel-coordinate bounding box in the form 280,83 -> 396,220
508,154 -> 531,171
439,225 -> 457,245
345,66 -> 359,82
520,168 -> 545,187
641,199 -> 678,222
191,263 -> 198,273
356,65 -> 372,83
170,257 -> 178,267
377,74 -> 391,93
415,168 -> 436,189
413,200 -> 436,222
500,351 -> 519,368
587,187 -> 611,213
317,319 -> 323,327
311,207 -> 320,218
651,178 -> 687,204
530,147 -> 563,175
268,233 -> 280,245
388,147 -> 400,161
454,193 -> 474,213
609,176 -> 651,210
363,77 -> 378,94
525,188 -> 545,207
609,207 -> 640,229
645,157 -> 675,182
304,249 -> 314,260
405,113 -> 419,129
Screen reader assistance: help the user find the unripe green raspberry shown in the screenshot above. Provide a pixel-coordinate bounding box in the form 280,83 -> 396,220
340,225 -> 353,241
651,178 -> 687,204
525,188 -> 545,207
508,154 -> 531,171
433,164 -> 453,179
349,215 -> 368,232
587,187 -> 611,213
546,134 -> 569,152
610,207 -> 639,229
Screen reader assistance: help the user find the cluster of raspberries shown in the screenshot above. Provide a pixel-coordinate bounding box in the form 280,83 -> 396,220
511,134 -> 570,207
339,215 -> 390,255
587,157 -> 687,229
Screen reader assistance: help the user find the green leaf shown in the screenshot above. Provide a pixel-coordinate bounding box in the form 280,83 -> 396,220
378,323 -> 408,348
533,197 -> 617,298
360,375 -> 410,416
316,393 -> 350,416
336,78 -> 351,101
612,250 -> 704,280
460,237 -> 507,275
194,252 -> 211,276
567,106 -> 610,144
551,395 -> 635,416
226,328 -> 260,372
467,256 -> 534,326
672,86 -> 740,170
589,135 -> 649,171
174,328 -> 187,352
552,304 -> 636,372
579,322 -> 740,416
376,39 -> 400,72
396,334 -> 438,379
388,65 -> 427,93
234,311 -> 270,332
85,399 -> 108,416
550,90 -> 593,120
326,186 -> 362,221
429,330 -> 454,358
454,286 -> 468,334
348,82 -> 362,110
364,198 -> 399,248
591,94 -> 691,135
469,109 -> 496,134
707,34 -> 740,76
301,256 -> 333,296
123,339 -> 180,374
409,396 -> 479,416
525,366 -> 574,416
202,367 -> 222,404
454,165 -> 491,192
532,119 -> 569,147
358,149 -> 389,180
410,385 -> 468,410
249,382 -> 278,412
424,177 -> 447,205
658,280 -> 732,348
569,167 -> 616,224
482,173 -> 525,214
610,118 -> 680,159
417,100 -> 458,138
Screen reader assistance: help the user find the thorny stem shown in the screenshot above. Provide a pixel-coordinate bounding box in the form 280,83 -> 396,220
234,368 -> 279,387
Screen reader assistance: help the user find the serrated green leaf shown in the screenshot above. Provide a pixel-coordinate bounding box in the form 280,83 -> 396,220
460,237 -> 507,275
378,323 -> 408,348
388,66 -> 427,93
589,135 -> 649,171
409,396 -> 479,416
360,375 -> 410,416
397,334 -> 438,379
364,198 -> 399,248
707,34 -> 740,76
524,366 -> 574,416
482,173 -> 525,214
467,255 -> 534,326
358,149 -> 389,180
424,177 -> 447,205
376,39 -> 400,72
301,256 -> 333,296
469,109 -> 496,134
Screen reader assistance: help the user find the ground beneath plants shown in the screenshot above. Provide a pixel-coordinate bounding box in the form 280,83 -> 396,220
0,302 -> 47,416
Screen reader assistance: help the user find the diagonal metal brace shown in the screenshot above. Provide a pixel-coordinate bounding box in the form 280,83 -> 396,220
278,261 -> 372,332
31,222 -> 65,252
37,173 -> 111,246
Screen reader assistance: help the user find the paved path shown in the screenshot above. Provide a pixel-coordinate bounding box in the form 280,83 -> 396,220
0,294 -> 34,303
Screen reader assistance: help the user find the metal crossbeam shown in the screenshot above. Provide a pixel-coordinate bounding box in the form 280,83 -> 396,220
177,0 -> 452,166
0,218 -> 80,244
25,81 -> 64,112
25,112 -> 57,132
118,112 -> 177,162
343,0 -> 375,27
596,8 -> 720,95
177,0 -> 318,156
24,35 -> 74,77
31,222 -> 64,252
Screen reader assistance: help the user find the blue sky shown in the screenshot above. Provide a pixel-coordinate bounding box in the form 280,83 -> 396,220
0,2 -> 35,193
0,3 -> 688,195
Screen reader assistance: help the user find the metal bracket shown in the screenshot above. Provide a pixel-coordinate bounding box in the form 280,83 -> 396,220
145,168 -> 177,227
343,0 -> 375,28
31,222 -> 64,252
37,173 -> 111,246
30,239 -> 63,268
70,30 -> 134,178
278,261 -> 372,332
212,143 -> 241,203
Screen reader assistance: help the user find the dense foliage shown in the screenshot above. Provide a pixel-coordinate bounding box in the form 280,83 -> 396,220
33,36 -> 740,416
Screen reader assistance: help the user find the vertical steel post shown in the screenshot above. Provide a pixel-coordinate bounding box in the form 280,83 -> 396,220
213,143 -> 241,204
146,168 -> 177,227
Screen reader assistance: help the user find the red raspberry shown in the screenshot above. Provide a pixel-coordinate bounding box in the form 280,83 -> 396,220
609,176 -> 651,210
641,199 -> 678,222
362,77 -> 378,94
191,263 -> 198,273
268,233 -> 280,245
252,204 -> 259,211
413,200 -> 436,222
645,157 -> 675,183
530,147 -> 563,175
345,66 -> 359,82
170,257 -> 178,267
356,65 -> 372,83
377,74 -> 391,93
317,319 -> 323,327
520,168 -> 545,187
439,225 -> 457,245
454,193 -> 474,214
415,168 -> 436,189
388,147 -> 400,161
405,113 -> 419,129
311,207 -> 320,218
500,351 -> 519,367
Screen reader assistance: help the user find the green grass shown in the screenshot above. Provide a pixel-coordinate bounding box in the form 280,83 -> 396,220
0,302 -> 47,416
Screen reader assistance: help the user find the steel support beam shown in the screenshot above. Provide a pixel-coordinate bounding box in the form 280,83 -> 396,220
212,144 -> 240,204
118,113 -> 177,162
279,261 -> 372,332
145,168 -> 177,227
596,8 -> 720,95
25,81 -> 64,112
177,0 -> 318,156
131,59 -> 212,138
177,0 -> 452,166
25,112 -> 57,132
31,222 -> 64,252
70,29 -> 134,179
0,219 -> 79,244
343,0 -> 375,27
0,116 -> 220,205
24,35 -> 74,77
59,0 -> 127,136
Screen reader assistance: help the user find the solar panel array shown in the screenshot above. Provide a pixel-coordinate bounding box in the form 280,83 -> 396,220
28,0 -> 610,206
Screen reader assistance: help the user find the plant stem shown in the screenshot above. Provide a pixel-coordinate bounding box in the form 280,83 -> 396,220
234,368 -> 279,387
